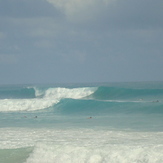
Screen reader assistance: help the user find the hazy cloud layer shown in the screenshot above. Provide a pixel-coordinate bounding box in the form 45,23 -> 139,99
0,0 -> 163,84
0,0 -> 60,18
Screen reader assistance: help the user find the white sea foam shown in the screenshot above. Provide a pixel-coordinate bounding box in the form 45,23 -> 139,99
0,128 -> 163,163
26,143 -> 163,163
43,87 -> 96,99
0,98 -> 59,112
0,87 -> 96,112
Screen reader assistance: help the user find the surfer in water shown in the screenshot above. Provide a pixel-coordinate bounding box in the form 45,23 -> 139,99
88,117 -> 92,119
152,100 -> 159,103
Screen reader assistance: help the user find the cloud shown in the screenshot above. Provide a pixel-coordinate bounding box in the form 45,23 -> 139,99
0,54 -> 19,64
0,0 -> 61,18
46,0 -> 113,22
0,0 -> 162,84
0,32 -> 6,39
46,0 -> 163,30
34,40 -> 55,48
107,0 -> 163,29
27,18 -> 63,38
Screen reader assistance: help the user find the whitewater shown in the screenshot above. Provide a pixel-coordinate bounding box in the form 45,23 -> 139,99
0,82 -> 163,163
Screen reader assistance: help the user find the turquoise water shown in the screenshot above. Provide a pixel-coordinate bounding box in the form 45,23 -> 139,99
0,82 -> 163,162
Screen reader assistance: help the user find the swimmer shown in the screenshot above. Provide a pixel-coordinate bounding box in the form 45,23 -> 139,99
88,117 -> 92,119
152,100 -> 159,103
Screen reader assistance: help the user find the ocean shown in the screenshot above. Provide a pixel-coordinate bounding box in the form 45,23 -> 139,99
0,82 -> 163,163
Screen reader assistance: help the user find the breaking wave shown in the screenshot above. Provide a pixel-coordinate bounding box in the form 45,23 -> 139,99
0,87 -> 96,112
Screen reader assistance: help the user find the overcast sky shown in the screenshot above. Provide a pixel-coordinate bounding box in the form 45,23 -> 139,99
0,0 -> 163,84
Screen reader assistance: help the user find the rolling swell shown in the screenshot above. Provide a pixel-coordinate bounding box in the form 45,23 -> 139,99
53,98 -> 163,115
0,86 -> 35,99
1,85 -> 163,114
90,86 -> 163,100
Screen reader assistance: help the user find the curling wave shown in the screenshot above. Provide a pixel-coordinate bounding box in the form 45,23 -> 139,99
0,87 -> 96,112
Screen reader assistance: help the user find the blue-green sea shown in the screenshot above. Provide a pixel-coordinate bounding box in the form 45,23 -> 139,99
0,82 -> 163,163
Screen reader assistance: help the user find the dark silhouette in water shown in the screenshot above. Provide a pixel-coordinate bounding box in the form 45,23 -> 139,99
152,100 -> 159,103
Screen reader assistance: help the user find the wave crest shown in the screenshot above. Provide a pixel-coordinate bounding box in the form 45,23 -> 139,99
0,87 -> 96,112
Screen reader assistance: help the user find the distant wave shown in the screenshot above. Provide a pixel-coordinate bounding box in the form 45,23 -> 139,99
0,87 -> 96,112
54,98 -> 163,115
0,85 -> 163,113
0,87 -> 35,99
90,86 -> 163,101
34,87 -> 97,99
